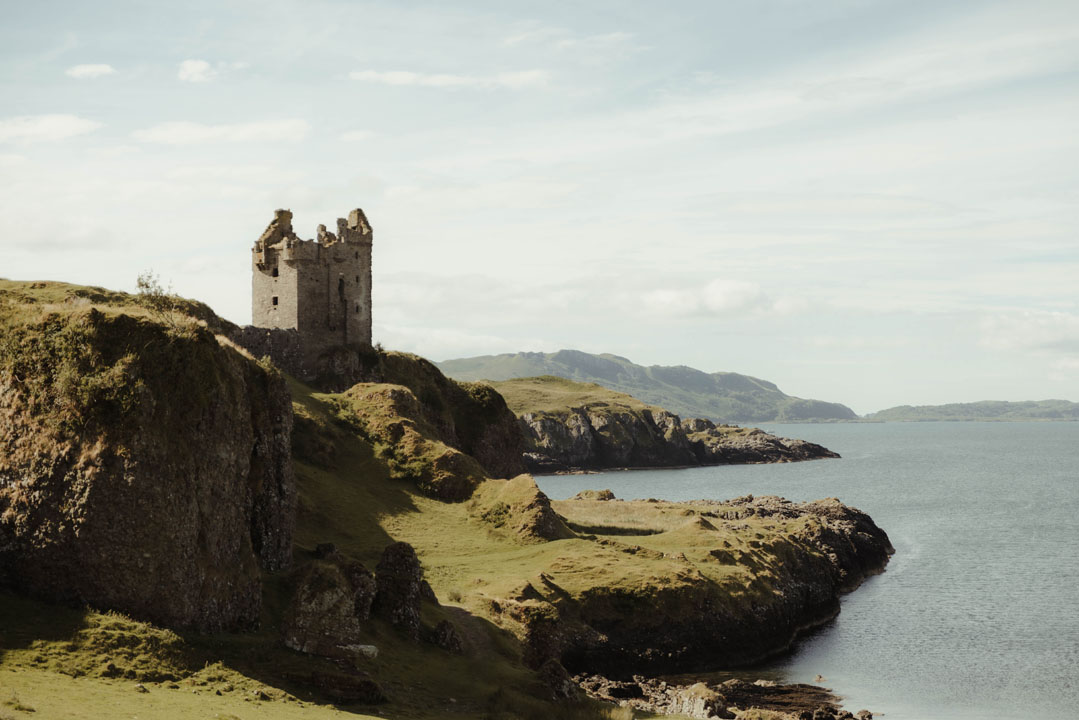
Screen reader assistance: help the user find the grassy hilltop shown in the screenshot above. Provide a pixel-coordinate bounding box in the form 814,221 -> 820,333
0,279 -> 889,720
436,350 -> 856,424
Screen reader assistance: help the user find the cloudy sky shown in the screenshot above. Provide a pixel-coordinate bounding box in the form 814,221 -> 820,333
2,0 -> 1077,414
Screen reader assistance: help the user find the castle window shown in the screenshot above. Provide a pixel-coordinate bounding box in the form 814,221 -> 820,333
355,303 -> 360,314
355,252 -> 359,259
272,296 -> 278,306
271,267 -> 279,277
355,275 -> 359,283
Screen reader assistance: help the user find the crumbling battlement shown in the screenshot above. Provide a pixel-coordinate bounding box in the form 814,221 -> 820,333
253,208 -> 372,266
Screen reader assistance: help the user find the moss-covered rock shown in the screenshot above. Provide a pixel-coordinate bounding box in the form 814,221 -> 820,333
0,297 -> 295,631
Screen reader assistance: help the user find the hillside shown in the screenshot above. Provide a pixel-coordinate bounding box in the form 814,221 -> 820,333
436,350 -> 857,424
865,399 -> 1079,422
491,376 -> 839,472
0,279 -> 890,720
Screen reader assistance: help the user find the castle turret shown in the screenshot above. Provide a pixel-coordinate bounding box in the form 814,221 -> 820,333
251,208 -> 373,350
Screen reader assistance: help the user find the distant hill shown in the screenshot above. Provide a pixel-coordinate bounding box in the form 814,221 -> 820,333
865,400 -> 1079,422
435,349 -> 857,424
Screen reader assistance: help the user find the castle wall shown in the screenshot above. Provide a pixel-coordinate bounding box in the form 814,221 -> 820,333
252,247 -> 301,331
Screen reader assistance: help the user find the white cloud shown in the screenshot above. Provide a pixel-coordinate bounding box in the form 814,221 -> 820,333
502,24 -> 641,61
642,279 -> 786,318
701,279 -> 767,314
178,59 -> 216,82
349,69 -> 548,89
177,59 -> 249,83
374,322 -> 531,360
0,114 -> 101,143
980,311 -> 1079,354
132,119 -> 309,144
340,129 -> 374,142
65,63 -> 116,79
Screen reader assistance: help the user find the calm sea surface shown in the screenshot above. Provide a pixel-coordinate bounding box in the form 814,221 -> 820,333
535,422 -> 1079,720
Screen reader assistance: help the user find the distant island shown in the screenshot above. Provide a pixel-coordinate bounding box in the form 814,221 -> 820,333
437,349 -> 857,424
865,400 -> 1079,422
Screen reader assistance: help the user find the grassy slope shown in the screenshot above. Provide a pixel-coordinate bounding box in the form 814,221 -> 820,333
490,375 -> 655,415
865,399 -> 1079,422
436,350 -> 856,423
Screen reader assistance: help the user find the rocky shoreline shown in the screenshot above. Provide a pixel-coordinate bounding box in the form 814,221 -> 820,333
516,494 -> 894,682
520,410 -> 839,473
576,674 -> 877,720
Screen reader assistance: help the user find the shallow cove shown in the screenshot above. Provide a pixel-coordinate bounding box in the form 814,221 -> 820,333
536,421 -> 1079,720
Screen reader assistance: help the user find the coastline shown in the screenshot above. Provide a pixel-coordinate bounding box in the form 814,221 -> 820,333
569,542 -> 893,719
538,453 -> 841,476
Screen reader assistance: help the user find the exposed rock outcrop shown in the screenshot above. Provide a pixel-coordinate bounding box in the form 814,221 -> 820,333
577,675 -> 842,720
529,496 -> 892,676
325,352 -> 524,499
373,542 -> 425,639
519,408 -> 838,473
426,619 -> 464,654
282,557 -> 376,657
0,308 -> 295,631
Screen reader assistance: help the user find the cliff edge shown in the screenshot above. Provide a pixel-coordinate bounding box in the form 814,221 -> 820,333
0,281 -> 295,631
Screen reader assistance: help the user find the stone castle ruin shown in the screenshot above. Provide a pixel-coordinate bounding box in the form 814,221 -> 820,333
230,207 -> 376,389
252,208 -> 373,348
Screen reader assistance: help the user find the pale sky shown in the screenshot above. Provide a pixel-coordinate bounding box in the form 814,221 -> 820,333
2,0 -> 1077,414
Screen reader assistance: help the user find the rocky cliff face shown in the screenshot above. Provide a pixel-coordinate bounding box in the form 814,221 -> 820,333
519,494 -> 893,677
519,408 -> 838,472
0,307 -> 295,631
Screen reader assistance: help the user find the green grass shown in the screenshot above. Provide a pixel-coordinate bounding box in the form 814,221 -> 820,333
490,376 -> 654,416
0,278 -> 232,334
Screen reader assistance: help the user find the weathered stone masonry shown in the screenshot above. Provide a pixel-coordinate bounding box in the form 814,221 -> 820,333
253,208 -> 372,348
230,208 -> 376,389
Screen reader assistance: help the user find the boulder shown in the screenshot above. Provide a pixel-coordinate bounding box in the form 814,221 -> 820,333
281,558 -> 376,657
427,619 -> 463,654
670,682 -> 732,719
570,489 -> 616,501
538,659 -> 578,700
373,542 -> 424,638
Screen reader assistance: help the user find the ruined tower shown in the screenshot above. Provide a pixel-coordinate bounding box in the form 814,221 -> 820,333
251,208 -> 373,350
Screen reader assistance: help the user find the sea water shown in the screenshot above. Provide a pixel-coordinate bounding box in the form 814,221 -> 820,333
535,422 -> 1079,720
